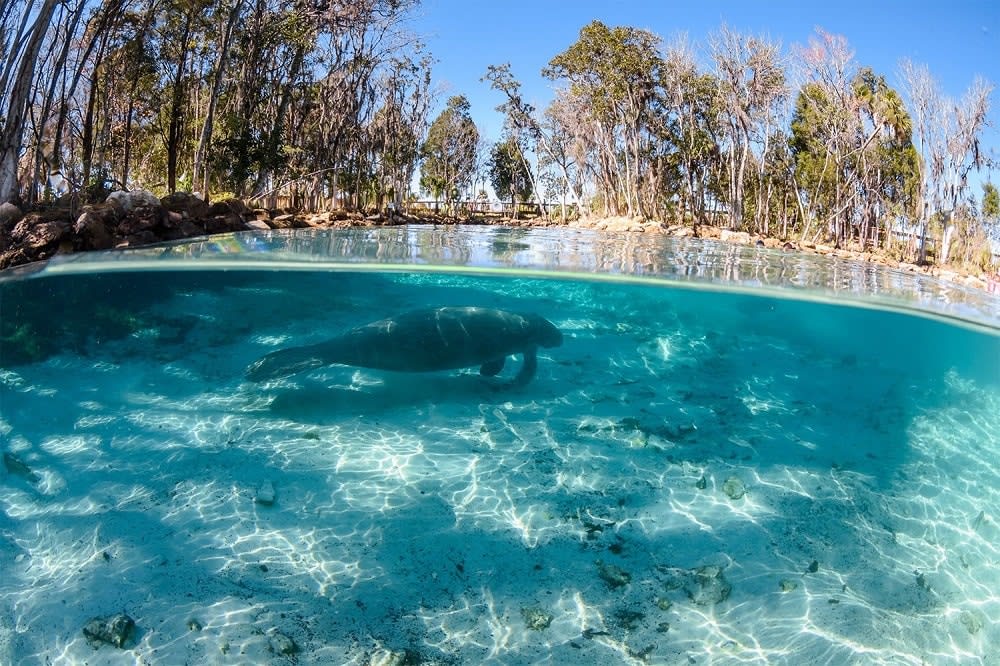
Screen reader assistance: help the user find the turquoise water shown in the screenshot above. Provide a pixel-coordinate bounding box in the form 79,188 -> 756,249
1,228 -> 998,664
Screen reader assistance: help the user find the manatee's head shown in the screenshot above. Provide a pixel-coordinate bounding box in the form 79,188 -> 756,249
525,313 -> 563,348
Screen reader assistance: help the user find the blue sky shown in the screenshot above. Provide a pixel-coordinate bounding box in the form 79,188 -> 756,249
410,0 -> 999,186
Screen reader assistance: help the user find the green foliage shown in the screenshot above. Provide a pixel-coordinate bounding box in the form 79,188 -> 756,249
8,1 -> 996,273
0,322 -> 49,365
983,182 -> 1000,220
789,82 -> 837,218
0,280 -> 152,367
488,138 -> 533,206
213,113 -> 288,195
84,167 -> 117,203
544,20 -> 661,121
790,69 -> 920,238
543,21 -> 666,216
420,95 -> 479,204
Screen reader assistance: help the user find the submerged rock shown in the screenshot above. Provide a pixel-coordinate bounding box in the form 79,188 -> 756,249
687,565 -> 732,605
959,610 -> 983,635
255,480 -> 276,506
268,630 -> 297,655
596,560 -> 631,589
368,648 -> 421,666
657,564 -> 732,606
613,608 -> 645,630
521,606 -> 553,630
722,476 -> 746,500
82,613 -> 135,648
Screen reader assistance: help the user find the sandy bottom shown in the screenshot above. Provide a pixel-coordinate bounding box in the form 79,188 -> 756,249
1,271 -> 998,665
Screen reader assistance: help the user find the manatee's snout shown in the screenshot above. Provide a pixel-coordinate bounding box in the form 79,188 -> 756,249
529,315 -> 563,348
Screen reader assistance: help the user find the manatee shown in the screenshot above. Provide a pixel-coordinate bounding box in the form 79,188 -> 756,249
246,306 -> 563,387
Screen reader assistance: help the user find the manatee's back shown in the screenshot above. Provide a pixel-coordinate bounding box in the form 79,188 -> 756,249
342,307 -> 536,371
245,306 -> 559,380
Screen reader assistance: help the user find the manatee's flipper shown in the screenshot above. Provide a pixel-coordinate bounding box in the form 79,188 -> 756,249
508,346 -> 538,387
246,345 -> 327,382
479,357 -> 506,377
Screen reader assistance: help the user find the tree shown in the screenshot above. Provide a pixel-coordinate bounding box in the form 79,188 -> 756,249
0,0 -> 59,204
659,36 -> 722,226
709,24 -> 786,231
370,54 -> 433,210
488,137 -> 533,218
538,89 -> 589,220
160,0 -> 210,194
544,20 -> 663,218
193,0 -> 246,199
984,182 -> 1000,221
901,59 -> 994,263
790,31 -> 919,248
483,63 -> 547,218
419,95 -> 479,212
852,67 -> 919,247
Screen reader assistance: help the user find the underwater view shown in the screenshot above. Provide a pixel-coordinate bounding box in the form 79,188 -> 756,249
1,227 -> 998,665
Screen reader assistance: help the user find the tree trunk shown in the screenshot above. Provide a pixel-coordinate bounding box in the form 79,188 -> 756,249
0,0 -> 58,204
80,51 -> 101,189
29,0 -> 86,205
193,0 -> 244,200
251,41 -> 307,196
0,0 -> 39,113
166,8 -> 195,194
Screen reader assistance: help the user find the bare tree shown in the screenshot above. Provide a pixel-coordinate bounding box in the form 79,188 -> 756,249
709,24 -> 786,230
900,59 -> 993,263
0,0 -> 59,204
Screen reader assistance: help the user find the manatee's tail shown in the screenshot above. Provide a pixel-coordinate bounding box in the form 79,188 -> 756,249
245,345 -> 328,382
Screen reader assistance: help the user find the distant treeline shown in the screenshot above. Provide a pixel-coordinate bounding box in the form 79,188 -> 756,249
1,4 -> 996,266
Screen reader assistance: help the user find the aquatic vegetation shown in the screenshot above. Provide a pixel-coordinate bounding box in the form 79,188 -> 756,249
3,451 -> 39,483
0,322 -> 51,364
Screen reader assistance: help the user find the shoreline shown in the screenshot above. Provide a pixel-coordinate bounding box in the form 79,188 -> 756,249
2,198 -> 998,296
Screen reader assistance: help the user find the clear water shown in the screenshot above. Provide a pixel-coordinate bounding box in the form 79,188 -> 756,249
1,228 -> 998,665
